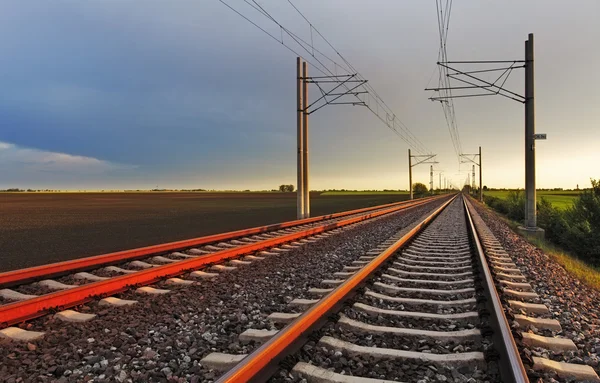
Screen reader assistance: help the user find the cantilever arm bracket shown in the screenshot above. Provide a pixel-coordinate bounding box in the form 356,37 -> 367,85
411,154 -> 438,167
302,74 -> 368,115
425,61 -> 526,104
460,153 -> 480,166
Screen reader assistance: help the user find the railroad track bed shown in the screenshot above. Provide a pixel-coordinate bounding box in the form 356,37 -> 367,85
204,196 -> 502,382
0,198 -> 444,382
268,197 -> 499,382
0,198 -> 442,319
467,198 -> 600,382
0,203 -> 414,304
203,196 -> 599,383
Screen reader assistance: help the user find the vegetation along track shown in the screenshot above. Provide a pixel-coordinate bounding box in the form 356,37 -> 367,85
0,195 -> 443,330
205,195 -> 599,383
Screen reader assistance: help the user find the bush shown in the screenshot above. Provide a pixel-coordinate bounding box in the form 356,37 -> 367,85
486,179 -> 600,266
561,179 -> 600,265
484,191 -> 524,221
506,190 -> 525,222
278,184 -> 295,192
413,183 -> 429,197
484,195 -> 508,215
537,198 -> 569,246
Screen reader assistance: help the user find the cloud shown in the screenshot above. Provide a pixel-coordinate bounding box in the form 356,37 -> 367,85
0,142 -> 15,150
0,141 -> 136,177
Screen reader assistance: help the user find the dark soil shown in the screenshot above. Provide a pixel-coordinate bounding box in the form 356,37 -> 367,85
0,192 -> 410,272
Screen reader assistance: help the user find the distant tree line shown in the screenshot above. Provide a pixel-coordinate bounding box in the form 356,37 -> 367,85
278,184 -> 295,192
0,188 -> 37,192
484,187 -> 587,192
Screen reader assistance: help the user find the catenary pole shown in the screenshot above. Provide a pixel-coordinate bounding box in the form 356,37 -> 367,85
408,149 -> 413,200
296,57 -> 305,219
430,165 -> 433,195
479,146 -> 483,202
302,61 -> 310,218
525,33 -> 536,227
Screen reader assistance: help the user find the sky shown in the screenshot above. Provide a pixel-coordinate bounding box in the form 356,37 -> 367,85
0,1 -> 598,190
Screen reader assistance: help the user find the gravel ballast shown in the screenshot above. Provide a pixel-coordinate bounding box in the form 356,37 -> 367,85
0,199 -> 446,382
470,200 -> 600,381
274,197 -> 500,383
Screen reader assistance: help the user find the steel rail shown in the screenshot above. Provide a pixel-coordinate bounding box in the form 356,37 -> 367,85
463,196 -> 529,383
0,196 -> 448,328
0,195 -> 441,288
217,195 -> 457,382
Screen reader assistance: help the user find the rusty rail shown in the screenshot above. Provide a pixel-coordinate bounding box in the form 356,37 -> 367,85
0,195 -> 442,288
463,196 -> 529,383
0,195 -> 449,327
217,195 -> 457,382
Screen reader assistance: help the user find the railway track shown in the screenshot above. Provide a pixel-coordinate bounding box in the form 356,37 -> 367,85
2,193 -> 598,382
199,195 -> 599,383
0,195 -> 443,332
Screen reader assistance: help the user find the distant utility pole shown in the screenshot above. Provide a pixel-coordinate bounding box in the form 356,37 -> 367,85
408,150 -> 438,199
439,172 -> 442,190
408,150 -> 412,199
479,146 -> 482,201
295,57 -> 368,219
430,165 -> 434,194
459,147 -> 482,202
472,165 -> 475,192
426,34 -> 545,235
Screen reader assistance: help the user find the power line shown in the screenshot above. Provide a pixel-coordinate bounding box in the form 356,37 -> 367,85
217,0 -> 432,155
284,0 -> 432,154
282,0 -> 432,154
433,0 -> 462,161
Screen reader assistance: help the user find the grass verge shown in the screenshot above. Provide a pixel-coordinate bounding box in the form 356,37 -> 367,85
479,201 -> 600,291
483,190 -> 577,210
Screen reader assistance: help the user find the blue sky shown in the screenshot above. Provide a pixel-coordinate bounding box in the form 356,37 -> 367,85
1,1 -> 598,190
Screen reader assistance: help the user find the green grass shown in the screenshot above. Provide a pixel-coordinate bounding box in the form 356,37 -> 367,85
482,203 -> 600,290
320,191 -> 410,196
484,190 -> 579,210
